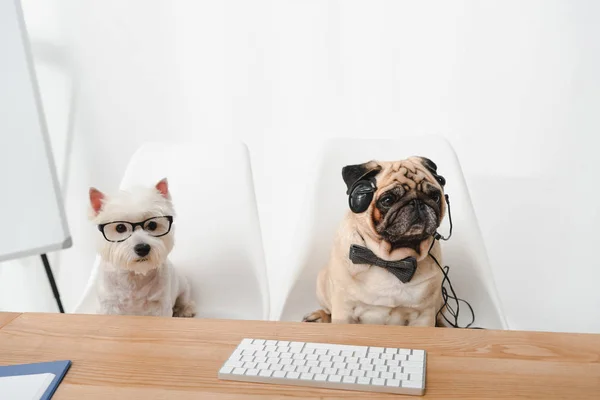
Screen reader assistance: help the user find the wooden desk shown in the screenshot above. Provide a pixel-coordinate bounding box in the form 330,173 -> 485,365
0,313 -> 598,399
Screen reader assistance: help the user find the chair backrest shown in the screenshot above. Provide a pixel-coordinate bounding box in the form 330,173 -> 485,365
275,137 -> 508,329
75,141 -> 269,320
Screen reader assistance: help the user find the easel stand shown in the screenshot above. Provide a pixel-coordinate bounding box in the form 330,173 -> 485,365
41,254 -> 64,313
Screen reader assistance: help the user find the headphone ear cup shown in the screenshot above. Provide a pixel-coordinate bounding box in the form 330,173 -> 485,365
348,180 -> 376,213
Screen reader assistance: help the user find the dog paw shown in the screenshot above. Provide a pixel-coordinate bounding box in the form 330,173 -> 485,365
302,309 -> 331,323
173,301 -> 196,318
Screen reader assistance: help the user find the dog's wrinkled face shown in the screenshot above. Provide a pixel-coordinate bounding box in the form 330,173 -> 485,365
89,179 -> 175,274
343,157 -> 446,251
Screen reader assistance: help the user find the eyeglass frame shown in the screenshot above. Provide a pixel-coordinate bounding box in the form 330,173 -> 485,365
97,215 -> 174,242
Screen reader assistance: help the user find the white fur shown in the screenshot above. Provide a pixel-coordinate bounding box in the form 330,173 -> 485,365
90,184 -> 195,317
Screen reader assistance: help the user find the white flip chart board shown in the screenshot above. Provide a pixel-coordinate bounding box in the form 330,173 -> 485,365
0,0 -> 71,262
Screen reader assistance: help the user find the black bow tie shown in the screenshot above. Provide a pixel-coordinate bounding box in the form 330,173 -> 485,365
348,244 -> 417,283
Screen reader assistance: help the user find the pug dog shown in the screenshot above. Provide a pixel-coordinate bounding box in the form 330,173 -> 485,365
303,157 -> 447,326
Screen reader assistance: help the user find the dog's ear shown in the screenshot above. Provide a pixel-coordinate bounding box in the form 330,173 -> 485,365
341,162 -> 382,194
418,157 -> 446,187
155,178 -> 170,199
89,188 -> 105,215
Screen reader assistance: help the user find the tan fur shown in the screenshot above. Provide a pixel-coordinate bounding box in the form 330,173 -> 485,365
304,157 -> 445,326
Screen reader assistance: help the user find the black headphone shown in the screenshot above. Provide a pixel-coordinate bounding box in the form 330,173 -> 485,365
343,157 -> 446,214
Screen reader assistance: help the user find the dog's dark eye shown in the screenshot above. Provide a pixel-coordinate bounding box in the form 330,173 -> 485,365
146,221 -> 157,231
115,224 -> 127,233
378,194 -> 396,208
432,193 -> 441,203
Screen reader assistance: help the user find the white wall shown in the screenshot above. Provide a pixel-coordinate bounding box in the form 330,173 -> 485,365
1,0 -> 599,333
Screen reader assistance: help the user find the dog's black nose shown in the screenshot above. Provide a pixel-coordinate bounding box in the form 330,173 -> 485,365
134,243 -> 151,257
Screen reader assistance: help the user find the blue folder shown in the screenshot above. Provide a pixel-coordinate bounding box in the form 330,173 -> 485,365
0,360 -> 71,400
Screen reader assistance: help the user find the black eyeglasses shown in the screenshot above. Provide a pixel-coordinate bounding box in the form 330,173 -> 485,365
97,216 -> 174,242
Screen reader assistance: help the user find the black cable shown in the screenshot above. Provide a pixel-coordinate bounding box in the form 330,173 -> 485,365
429,194 -> 482,329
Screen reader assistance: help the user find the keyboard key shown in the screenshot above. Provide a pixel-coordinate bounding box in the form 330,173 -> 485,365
241,356 -> 254,362
360,364 -> 374,371
280,353 -> 292,359
269,364 -> 283,371
412,349 -> 425,357
338,369 -> 351,376
329,375 -> 342,383
324,367 -> 337,375
265,340 -> 277,346
296,366 -> 310,373
286,371 -> 300,379
402,380 -> 423,389
321,361 -> 333,368
372,359 -> 385,366
255,356 -> 267,363
246,369 -> 259,376
280,359 -> 292,365
372,378 -> 385,386
293,360 -> 306,366
347,363 -> 360,370
410,373 -> 423,382
386,378 -> 401,387
315,374 -> 328,381
232,368 -> 246,375
259,370 -> 273,377
401,361 -> 423,369
357,377 -> 371,385
370,347 -> 384,353
395,372 -> 409,380
408,354 -> 424,362
375,365 -> 388,372
366,371 -> 379,378
381,372 -> 393,379
404,367 -> 423,375
385,348 -> 397,354
219,366 -> 233,374
243,362 -> 257,369
306,360 -> 319,367
309,366 -> 324,374
257,363 -> 269,370
332,356 -> 345,363
306,354 -> 318,361
277,341 -> 290,346
318,355 -> 332,362
334,362 -> 347,369
385,359 -> 400,367
351,369 -> 365,377
293,353 -> 305,360
273,371 -> 286,378
398,349 -> 411,355
394,354 -> 407,361
300,373 -> 314,380
265,345 -> 277,351
283,365 -> 296,372
341,351 -> 354,357
225,361 -> 244,368
315,349 -> 327,355
342,376 -> 357,383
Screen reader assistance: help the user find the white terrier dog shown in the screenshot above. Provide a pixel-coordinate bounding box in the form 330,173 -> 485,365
88,178 -> 195,317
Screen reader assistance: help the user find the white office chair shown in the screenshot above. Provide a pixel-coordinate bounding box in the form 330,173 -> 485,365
74,141 -> 269,320
274,137 -> 508,330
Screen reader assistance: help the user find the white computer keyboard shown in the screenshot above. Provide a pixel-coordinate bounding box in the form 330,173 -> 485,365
218,338 -> 427,396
